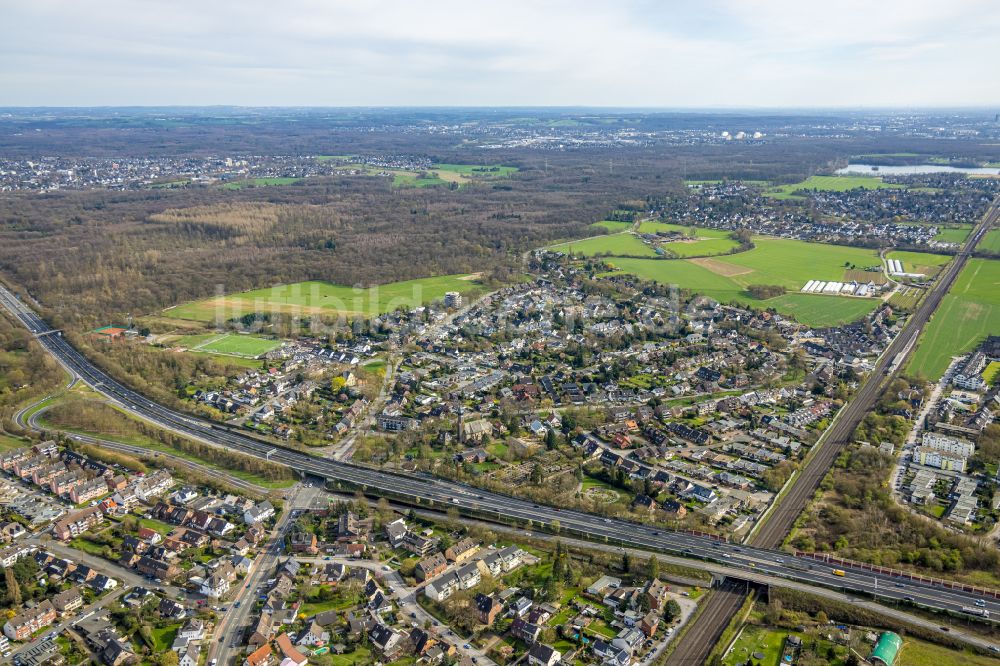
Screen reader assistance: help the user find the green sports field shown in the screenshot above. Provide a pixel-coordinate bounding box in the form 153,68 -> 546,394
550,233 -> 658,257
765,175 -> 905,200
199,334 -> 282,357
606,239 -> 882,327
172,333 -> 281,357
166,274 -> 485,323
907,258 -> 1000,379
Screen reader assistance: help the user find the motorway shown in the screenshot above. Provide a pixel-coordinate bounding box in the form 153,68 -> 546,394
1,237 -> 999,640
664,196 -> 1000,664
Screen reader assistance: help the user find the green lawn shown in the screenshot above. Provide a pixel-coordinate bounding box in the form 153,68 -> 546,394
606,239 -> 882,327
198,334 -> 281,357
550,233 -> 658,257
138,517 -> 177,537
150,624 -> 180,651
166,274 -> 485,323
908,258 -> 1000,379
328,647 -> 372,665
979,229 -> 1000,254
983,361 -> 1000,385
220,177 -> 302,189
765,175 -> 905,200
723,625 -> 786,666
69,537 -> 107,556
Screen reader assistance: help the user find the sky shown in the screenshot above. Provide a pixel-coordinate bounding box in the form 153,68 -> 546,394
2,0 -> 999,108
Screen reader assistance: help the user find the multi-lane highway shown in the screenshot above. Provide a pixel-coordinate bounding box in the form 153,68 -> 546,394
665,196 -> 1000,664
1,246 -> 998,644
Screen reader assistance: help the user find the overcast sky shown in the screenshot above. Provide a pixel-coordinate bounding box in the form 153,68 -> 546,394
2,0 -> 998,108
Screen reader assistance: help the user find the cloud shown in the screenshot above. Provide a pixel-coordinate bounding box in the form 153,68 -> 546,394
0,0 -> 997,106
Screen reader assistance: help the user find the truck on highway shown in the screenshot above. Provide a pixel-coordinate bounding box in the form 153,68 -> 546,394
832,569 -> 846,577
961,607 -> 990,618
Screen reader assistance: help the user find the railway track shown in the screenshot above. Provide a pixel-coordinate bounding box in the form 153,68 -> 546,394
665,197 -> 999,665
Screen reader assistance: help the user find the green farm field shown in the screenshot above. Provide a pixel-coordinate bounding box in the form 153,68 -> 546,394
550,233 -> 658,257
220,177 -> 302,189
765,175 -> 904,200
166,274 -> 485,323
637,222 -> 732,238
979,229 -> 1000,253
887,250 -> 952,277
933,226 -> 972,244
635,222 -> 740,257
908,258 -> 1000,379
432,163 -> 519,177
607,239 -> 882,326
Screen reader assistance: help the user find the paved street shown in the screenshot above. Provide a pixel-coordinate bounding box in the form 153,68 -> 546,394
208,484 -> 305,666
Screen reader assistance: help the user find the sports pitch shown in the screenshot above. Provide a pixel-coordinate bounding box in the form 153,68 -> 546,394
179,333 -> 283,357
907,258 -> 1000,379
166,274 -> 485,323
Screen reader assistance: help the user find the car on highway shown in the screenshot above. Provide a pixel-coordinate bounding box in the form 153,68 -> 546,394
832,569 -> 846,577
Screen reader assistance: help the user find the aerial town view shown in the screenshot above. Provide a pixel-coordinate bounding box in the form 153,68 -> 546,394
1,3 -> 1000,666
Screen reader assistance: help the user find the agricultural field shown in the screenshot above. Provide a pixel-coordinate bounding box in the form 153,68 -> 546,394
220,177 -> 302,189
979,229 -> 1000,253
606,239 -> 882,326
319,159 -> 517,188
549,233 -> 658,257
886,250 -> 952,277
663,237 -> 741,258
887,286 -> 924,311
933,225 -> 972,244
908,258 -> 1000,379
166,274 -> 485,323
637,222 -> 732,238
432,163 -> 519,178
634,222 -> 741,257
765,175 -> 905,200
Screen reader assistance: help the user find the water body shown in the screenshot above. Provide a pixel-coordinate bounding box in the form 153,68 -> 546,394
837,163 -> 1000,176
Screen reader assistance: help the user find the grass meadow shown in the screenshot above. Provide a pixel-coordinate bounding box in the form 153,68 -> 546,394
907,258 -> 1000,379
166,274 -> 485,323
